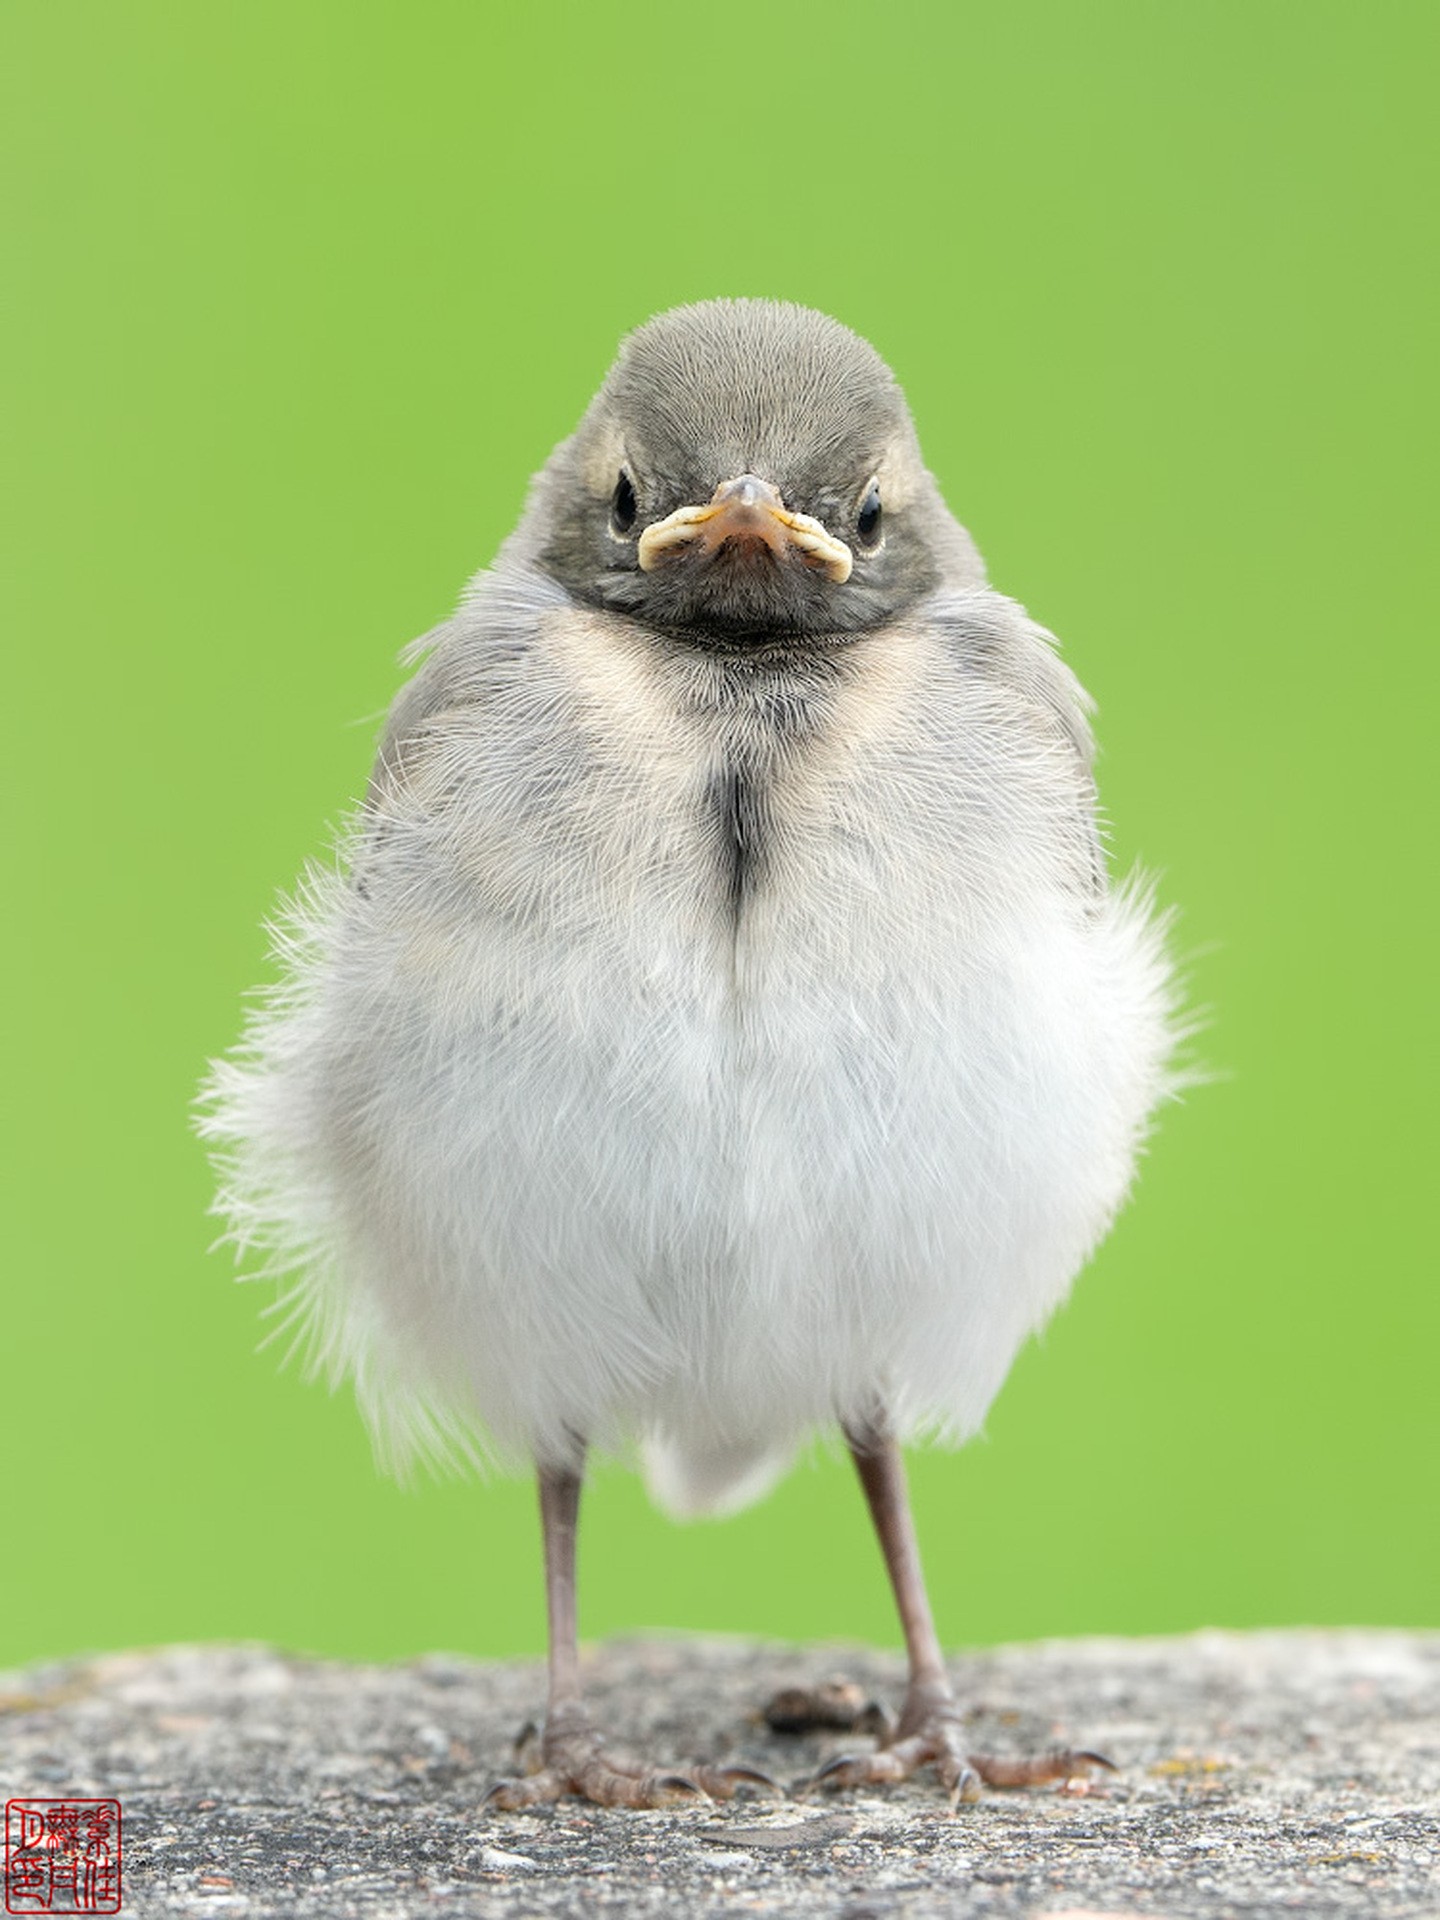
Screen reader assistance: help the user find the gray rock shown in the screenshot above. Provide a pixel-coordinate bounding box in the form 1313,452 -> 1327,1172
2,1631 -> 1436,1917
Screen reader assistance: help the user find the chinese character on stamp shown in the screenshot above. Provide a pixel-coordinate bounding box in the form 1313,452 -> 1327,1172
4,1802 -> 121,1915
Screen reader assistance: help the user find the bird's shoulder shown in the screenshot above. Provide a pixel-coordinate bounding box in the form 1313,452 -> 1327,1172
902,586 -> 1104,896
918,586 -> 1096,774
364,561 -> 570,811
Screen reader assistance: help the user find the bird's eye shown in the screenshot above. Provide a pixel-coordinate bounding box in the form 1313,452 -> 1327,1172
610,470 -> 638,536
856,479 -> 882,548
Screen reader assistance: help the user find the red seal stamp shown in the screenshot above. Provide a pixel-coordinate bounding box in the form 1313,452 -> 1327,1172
4,1802 -> 121,1915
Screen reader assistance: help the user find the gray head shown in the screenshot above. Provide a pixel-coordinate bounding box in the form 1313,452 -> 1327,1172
530,300 -> 981,647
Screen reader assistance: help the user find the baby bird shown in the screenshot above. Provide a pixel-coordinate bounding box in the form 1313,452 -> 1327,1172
203,299 -> 1175,1808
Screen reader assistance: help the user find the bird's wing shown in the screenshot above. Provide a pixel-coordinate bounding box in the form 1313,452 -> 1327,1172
352,562 -> 570,884
362,621 -> 477,814
929,588 -> 1106,894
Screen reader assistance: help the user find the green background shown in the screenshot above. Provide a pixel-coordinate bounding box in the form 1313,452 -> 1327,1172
5,2 -> 1436,1674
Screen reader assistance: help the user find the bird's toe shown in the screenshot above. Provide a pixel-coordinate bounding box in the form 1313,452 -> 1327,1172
688,1762 -> 783,1801
791,1687 -> 1114,1804
485,1712 -> 775,1812
763,1680 -> 889,1736
968,1745 -> 1115,1789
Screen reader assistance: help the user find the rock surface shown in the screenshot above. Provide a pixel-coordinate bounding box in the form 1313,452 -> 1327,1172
1,1631 -> 1437,1918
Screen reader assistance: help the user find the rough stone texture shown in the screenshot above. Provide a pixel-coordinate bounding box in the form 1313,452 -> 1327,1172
1,1631 -> 1436,1919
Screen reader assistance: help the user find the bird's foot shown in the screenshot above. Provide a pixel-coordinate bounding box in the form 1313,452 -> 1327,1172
484,1702 -> 780,1811
772,1677 -> 1112,1807
763,1679 -> 894,1738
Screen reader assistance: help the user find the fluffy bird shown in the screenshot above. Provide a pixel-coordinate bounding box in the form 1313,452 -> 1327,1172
203,299 -> 1176,1808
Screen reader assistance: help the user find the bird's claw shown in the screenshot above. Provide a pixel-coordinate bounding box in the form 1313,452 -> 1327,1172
808,1730 -> 963,1797
484,1761 -> 704,1812
485,1715 -> 778,1812
948,1764 -> 984,1808
789,1686 -> 1114,1804
688,1762 -> 783,1800
964,1745 -> 1115,1789
810,1748 -> 903,1790
763,1681 -> 889,1736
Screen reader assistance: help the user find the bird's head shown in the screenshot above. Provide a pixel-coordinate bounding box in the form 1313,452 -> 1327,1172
530,300 -> 981,649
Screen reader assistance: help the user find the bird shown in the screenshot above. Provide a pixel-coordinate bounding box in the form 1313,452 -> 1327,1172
201,298 -> 1176,1810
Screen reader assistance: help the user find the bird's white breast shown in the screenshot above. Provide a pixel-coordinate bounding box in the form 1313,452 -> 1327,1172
209,588 -> 1173,1496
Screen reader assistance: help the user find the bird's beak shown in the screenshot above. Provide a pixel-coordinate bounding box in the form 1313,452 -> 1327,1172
637,474 -> 853,584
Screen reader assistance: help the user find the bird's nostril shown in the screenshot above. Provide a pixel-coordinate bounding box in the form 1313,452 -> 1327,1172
712,474 -> 779,512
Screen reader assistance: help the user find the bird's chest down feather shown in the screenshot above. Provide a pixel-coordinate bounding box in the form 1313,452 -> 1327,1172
312,643 -> 1168,1469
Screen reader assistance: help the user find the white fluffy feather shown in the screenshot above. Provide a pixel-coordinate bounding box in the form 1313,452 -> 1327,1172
201,561 -> 1176,1514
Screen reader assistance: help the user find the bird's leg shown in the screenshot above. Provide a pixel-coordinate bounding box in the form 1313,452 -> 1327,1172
774,1427 -> 1111,1804
485,1457 -> 776,1811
